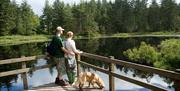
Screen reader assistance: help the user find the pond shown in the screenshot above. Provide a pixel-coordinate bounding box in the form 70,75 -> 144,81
0,37 -> 179,91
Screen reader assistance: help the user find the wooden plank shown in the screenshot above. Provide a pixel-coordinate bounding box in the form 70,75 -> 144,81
26,83 -> 103,91
0,68 -> 30,77
0,64 -> 51,77
0,55 -> 45,65
81,52 -> 180,80
0,56 -> 36,65
78,61 -> 167,91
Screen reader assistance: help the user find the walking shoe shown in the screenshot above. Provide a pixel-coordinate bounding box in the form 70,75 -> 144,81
58,79 -> 69,86
55,77 -> 60,84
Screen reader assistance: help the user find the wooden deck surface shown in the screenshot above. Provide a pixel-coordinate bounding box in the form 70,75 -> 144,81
26,83 -> 103,91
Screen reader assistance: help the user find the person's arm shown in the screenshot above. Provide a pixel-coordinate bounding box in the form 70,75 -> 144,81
71,40 -> 83,54
57,37 -> 74,55
61,47 -> 73,55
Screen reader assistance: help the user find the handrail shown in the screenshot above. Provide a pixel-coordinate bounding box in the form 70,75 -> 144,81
78,52 -> 180,91
0,55 -> 44,65
78,61 -> 167,91
81,52 -> 180,80
0,55 -> 48,90
0,53 -> 180,91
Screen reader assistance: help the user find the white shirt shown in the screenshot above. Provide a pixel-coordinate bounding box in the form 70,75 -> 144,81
65,38 -> 80,58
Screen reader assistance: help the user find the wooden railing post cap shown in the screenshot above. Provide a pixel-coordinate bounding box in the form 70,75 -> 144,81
109,56 -> 114,59
175,69 -> 180,73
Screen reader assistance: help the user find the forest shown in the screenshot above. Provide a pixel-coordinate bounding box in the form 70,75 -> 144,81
1,0 -> 180,37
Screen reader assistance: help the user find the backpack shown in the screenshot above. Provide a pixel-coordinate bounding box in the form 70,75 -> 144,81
46,43 -> 55,56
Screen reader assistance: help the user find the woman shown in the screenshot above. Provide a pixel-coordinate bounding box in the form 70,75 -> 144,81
64,31 -> 83,84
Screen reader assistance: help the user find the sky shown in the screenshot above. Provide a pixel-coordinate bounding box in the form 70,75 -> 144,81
14,0 -> 180,16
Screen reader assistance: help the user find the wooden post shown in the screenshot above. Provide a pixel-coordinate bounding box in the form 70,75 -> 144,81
174,69 -> 180,91
109,56 -> 115,91
77,54 -> 81,77
174,80 -> 180,91
21,61 -> 28,90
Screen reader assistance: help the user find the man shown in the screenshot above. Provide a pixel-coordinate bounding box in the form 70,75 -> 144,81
49,26 -> 69,86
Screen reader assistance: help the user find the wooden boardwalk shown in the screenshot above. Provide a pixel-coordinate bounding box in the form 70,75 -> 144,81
1,53 -> 180,91
26,83 -> 103,91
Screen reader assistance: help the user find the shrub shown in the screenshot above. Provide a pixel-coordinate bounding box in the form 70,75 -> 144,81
123,42 -> 159,66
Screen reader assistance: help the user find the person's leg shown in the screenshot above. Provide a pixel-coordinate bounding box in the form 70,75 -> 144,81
54,57 -> 67,85
71,57 -> 77,84
57,58 -> 66,79
65,57 -> 77,84
65,57 -> 73,84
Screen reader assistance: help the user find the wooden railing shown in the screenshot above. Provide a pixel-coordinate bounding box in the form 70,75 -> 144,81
0,55 -> 51,90
0,52 -> 180,91
77,52 -> 180,91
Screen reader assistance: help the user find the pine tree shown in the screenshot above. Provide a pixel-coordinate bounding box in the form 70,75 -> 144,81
160,0 -> 178,31
148,0 -> 160,32
63,4 -> 76,32
95,0 -> 111,34
0,0 -> 12,35
133,0 -> 148,32
20,0 -> 36,35
42,0 -> 53,34
52,0 -> 65,31
81,0 -> 99,37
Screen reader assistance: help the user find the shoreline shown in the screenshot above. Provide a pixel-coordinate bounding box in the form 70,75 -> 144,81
0,33 -> 180,46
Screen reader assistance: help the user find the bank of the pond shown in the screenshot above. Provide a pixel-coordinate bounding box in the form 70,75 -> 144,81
112,32 -> 180,38
0,35 -> 50,46
0,32 -> 180,46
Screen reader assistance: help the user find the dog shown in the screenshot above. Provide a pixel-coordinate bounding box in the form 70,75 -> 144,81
73,72 -> 105,90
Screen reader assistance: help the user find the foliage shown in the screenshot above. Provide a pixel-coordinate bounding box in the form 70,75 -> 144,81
147,0 -> 160,32
0,0 -> 39,35
124,39 -> 180,70
1,0 -> 180,36
154,39 -> 180,70
160,0 -> 178,31
123,42 -> 159,65
0,0 -> 13,35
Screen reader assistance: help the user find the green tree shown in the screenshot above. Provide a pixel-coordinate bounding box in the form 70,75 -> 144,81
96,0 -> 112,34
160,0 -> 178,31
63,4 -> 76,32
72,0 -> 99,37
0,0 -> 15,35
147,0 -> 160,32
132,0 -> 148,32
110,0 -> 125,33
52,0 -> 65,31
20,0 -> 36,35
42,0 -> 53,34
72,2 -> 85,34
81,0 -> 99,37
110,0 -> 134,33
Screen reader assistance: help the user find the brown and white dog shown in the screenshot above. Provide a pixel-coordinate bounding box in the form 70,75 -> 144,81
73,72 -> 105,90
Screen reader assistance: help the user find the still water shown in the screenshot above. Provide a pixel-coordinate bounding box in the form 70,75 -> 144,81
0,37 -> 178,91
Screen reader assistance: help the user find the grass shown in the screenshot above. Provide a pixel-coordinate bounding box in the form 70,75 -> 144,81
0,35 -> 50,46
111,31 -> 180,37
0,32 -> 180,46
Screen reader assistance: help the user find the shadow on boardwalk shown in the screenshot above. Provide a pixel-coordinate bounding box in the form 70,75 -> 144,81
26,83 -> 103,91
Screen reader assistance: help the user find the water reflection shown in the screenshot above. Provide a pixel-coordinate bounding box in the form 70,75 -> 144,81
0,37 -> 178,91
